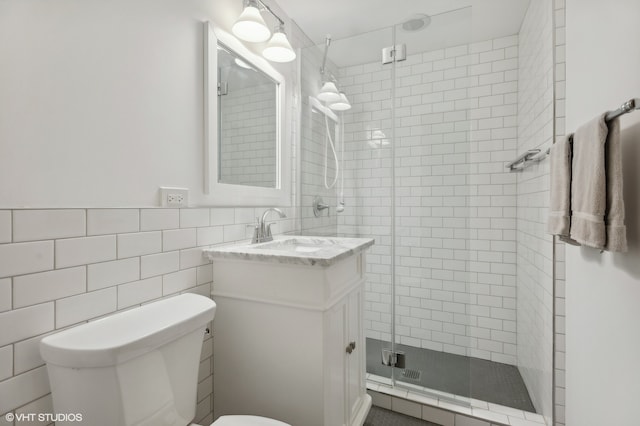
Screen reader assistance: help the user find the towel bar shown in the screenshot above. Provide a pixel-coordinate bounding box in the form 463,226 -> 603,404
506,97 -> 639,172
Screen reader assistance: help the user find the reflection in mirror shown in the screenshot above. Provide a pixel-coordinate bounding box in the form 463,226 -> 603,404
217,43 -> 278,188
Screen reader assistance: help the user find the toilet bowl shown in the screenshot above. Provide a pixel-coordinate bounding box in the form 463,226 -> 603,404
40,294 -> 290,426
195,416 -> 289,425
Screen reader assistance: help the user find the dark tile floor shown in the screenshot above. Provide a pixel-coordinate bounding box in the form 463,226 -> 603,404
366,338 -> 536,412
364,406 -> 439,426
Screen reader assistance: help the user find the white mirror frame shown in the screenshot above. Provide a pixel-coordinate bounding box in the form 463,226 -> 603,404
204,22 -> 291,206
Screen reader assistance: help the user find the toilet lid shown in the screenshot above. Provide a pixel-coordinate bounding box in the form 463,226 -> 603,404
210,415 -> 290,426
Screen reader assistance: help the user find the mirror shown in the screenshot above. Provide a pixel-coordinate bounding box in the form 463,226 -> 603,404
204,23 -> 291,206
217,44 -> 278,188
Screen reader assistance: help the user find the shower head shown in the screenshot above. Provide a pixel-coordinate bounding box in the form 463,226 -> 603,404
401,14 -> 431,32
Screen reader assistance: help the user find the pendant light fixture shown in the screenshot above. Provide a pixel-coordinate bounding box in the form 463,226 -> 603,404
232,0 -> 296,64
318,37 -> 350,111
317,81 -> 341,103
232,0 -> 271,43
329,92 -> 351,111
263,24 -> 297,63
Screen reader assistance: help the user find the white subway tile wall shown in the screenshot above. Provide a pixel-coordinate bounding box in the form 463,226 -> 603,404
87,209 -> 139,236
13,267 -> 86,309
140,251 -> 180,279
12,210 -> 85,242
0,346 -> 12,382
180,208 -> 210,229
0,279 -> 12,313
14,394 -> 52,426
87,257 -> 140,291
117,277 -> 163,309
0,303 -> 54,348
0,241 -> 54,279
55,287 -> 118,328
14,331 -> 58,376
162,228 -> 197,252
0,212 -> 11,244
0,207 -> 295,425
55,235 -> 116,268
117,231 -> 162,258
0,365 -> 49,416
553,0 -> 567,424
299,36 -> 340,236
338,35 -> 520,363
140,208 -> 179,231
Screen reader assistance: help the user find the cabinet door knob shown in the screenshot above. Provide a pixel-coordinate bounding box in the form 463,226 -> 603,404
346,341 -> 356,354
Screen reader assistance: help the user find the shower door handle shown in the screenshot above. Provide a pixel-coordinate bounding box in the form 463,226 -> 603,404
345,341 -> 356,354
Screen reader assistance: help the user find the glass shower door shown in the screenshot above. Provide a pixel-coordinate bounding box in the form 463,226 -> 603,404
325,26 -> 396,385
392,7 -> 474,404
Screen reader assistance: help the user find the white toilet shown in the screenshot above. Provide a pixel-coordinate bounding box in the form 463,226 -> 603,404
40,293 -> 289,426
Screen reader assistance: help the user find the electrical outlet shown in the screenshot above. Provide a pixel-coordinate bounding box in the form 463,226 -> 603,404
160,187 -> 189,208
167,194 -> 184,205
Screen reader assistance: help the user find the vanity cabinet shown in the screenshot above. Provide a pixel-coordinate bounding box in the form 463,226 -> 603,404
326,285 -> 366,426
205,237 -> 373,426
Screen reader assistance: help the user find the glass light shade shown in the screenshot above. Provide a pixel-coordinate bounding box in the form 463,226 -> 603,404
263,30 -> 296,63
317,81 -> 341,103
232,5 -> 271,42
329,92 -> 351,111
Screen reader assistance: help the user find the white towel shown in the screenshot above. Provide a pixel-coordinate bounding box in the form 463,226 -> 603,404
547,134 -> 579,245
603,118 -> 627,252
569,114 -> 627,251
569,114 -> 608,248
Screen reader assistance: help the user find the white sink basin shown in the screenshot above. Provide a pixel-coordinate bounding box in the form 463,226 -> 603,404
254,237 -> 337,253
203,236 -> 374,267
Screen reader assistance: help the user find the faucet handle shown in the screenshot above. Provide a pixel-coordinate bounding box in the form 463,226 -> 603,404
246,221 -> 260,244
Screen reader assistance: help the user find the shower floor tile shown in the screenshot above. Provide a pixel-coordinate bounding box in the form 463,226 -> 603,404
366,338 -> 536,413
364,406 -> 439,426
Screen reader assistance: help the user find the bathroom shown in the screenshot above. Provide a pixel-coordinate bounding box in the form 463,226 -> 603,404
0,0 -> 639,425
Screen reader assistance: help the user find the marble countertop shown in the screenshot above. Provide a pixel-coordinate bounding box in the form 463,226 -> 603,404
203,235 -> 375,267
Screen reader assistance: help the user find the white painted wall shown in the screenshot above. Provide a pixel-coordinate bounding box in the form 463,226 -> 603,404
0,0 -> 297,208
565,1 -> 640,425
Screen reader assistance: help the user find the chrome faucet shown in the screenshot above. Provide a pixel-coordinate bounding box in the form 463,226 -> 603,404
252,208 -> 287,243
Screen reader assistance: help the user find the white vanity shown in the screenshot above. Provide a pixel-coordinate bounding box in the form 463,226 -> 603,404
204,236 -> 374,426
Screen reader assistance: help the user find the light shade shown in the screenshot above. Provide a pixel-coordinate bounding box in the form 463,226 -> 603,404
263,27 -> 296,63
232,3 -> 271,43
317,81 -> 341,103
329,92 -> 351,111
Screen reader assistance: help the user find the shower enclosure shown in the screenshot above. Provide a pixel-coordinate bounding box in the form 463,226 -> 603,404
298,0 -> 554,423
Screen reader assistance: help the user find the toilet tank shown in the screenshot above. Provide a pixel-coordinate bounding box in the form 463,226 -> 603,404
40,294 -> 216,426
